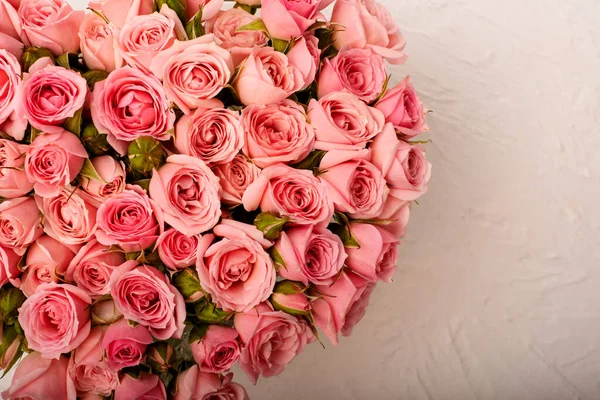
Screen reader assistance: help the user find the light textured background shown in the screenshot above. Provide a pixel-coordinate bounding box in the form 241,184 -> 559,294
8,0 -> 600,399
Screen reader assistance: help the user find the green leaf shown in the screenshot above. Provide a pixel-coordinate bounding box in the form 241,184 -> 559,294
81,124 -> 111,156
254,212 -> 289,241
79,158 -> 106,183
188,323 -> 210,343
29,127 -> 41,144
194,299 -> 232,325
185,9 -> 205,39
236,18 -> 268,33
172,268 -> 204,303
269,246 -> 286,271
271,38 -> 290,53
63,108 -> 83,136
330,213 -> 361,249
82,69 -> 109,89
56,52 -> 82,70
291,150 -> 327,172
0,288 -> 25,320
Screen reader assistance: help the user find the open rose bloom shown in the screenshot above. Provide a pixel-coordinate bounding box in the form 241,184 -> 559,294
0,0 -> 432,396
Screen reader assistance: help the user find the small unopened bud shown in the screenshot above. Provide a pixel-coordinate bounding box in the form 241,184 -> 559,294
172,268 -> 204,303
21,47 -> 54,72
91,298 -> 123,325
128,137 -> 166,175
194,299 -> 232,325
146,342 -> 175,374
254,212 -> 289,240
0,324 -> 22,371
270,281 -> 311,316
0,288 -> 25,321
81,124 -> 111,156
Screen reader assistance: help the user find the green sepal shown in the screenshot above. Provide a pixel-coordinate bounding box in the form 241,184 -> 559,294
63,108 -> 83,136
254,212 -> 289,241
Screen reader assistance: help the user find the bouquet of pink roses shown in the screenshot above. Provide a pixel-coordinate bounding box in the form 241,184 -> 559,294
0,0 -> 431,397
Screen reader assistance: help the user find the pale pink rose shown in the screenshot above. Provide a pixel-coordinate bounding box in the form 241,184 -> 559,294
114,372 -> 166,400
233,46 -> 305,106
0,50 -> 26,141
18,283 -> 92,359
18,0 -> 84,55
91,66 -> 175,155
286,36 -> 320,89
270,289 -> 311,315
110,261 -> 185,340
15,58 -> 88,134
205,8 -> 269,66
197,220 -> 276,313
243,164 -> 333,227
1,352 -> 76,400
346,223 -> 399,282
318,48 -> 386,103
175,368 -> 248,400
0,139 -> 33,198
149,155 -> 221,236
65,240 -> 126,298
156,228 -> 199,271
211,154 -> 260,206
0,196 -> 43,254
191,325 -> 241,373
95,185 -> 163,252
151,36 -> 234,114
186,0 -> 224,20
79,155 -> 126,207
78,12 -> 121,72
318,149 -> 389,219
234,303 -> 313,384
241,100 -> 315,168
88,0 -> 154,29
69,327 -> 119,397
25,130 -> 87,198
21,235 -> 79,297
331,0 -> 407,64
36,187 -> 98,246
260,0 -> 325,40
311,270 -> 374,344
308,91 -> 385,150
101,318 -> 153,370
275,225 -> 346,286
375,76 -> 428,138
174,106 -> 243,166
0,244 -> 19,287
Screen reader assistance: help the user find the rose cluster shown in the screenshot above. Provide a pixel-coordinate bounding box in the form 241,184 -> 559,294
0,0 -> 431,398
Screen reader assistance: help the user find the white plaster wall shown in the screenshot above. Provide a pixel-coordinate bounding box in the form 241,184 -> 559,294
8,0 -> 600,399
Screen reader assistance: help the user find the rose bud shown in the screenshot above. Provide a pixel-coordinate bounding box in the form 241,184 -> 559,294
79,156 -> 127,207
114,372 -> 167,400
101,318 -> 153,370
20,47 -> 54,73
185,0 -> 224,21
128,136 -> 167,175
174,368 -> 249,400
78,12 -> 121,72
0,323 -> 23,371
91,298 -> 123,325
146,341 -> 175,374
270,281 -> 311,317
172,268 -> 204,303
0,287 -> 25,320
191,325 -> 241,374
81,124 -> 111,156
193,299 -> 232,325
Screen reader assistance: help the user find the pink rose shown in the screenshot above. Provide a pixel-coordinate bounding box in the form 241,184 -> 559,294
191,325 -> 241,373
185,0 -> 224,20
308,92 -> 385,150
110,261 -> 185,340
78,12 -> 121,72
79,156 -> 126,207
261,0 -> 324,40
0,0 -> 21,44
0,196 -> 43,254
89,0 -> 154,29
346,223 -> 399,282
205,8 -> 269,66
114,372 -> 166,400
241,100 -> 315,168
235,303 -> 313,383
331,0 -> 407,64
0,245 -> 20,287
18,0 -> 84,55
275,225 -> 346,286
21,235 -> 79,297
1,352 -> 76,400
175,368 -> 248,400
36,187 -> 98,245
16,58 -> 88,134
375,76 -> 428,138
243,164 -> 333,227
151,36 -> 234,114
25,129 -> 87,198
18,283 -> 91,359
174,106 -> 243,166
101,318 -> 153,370
0,139 -> 33,198
95,185 -> 164,252
318,149 -> 389,219
197,220 -> 276,313
311,270 -> 374,344
318,48 -> 387,103
65,240 -> 126,298
91,66 -> 175,155
0,50 -> 26,141
156,228 -> 199,271
69,327 -> 119,397
212,154 -> 260,206
378,198 -> 410,239
149,155 -> 221,236
286,36 -> 320,89
233,46 -> 305,106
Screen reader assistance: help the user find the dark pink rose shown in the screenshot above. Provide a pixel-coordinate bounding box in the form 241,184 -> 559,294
241,100 -> 315,168
234,303 -> 313,384
101,318 -> 153,370
16,58 -> 88,134
25,129 -> 87,198
346,223 -> 399,282
174,368 -> 249,400
18,283 -> 92,359
0,139 -> 33,198
149,155 -> 221,236
88,0 -> 154,29
0,244 -> 20,287
197,220 -> 276,313
0,196 -> 43,254
0,49 -> 26,141
243,164 -> 333,227
1,352 -> 76,400
91,66 -> 175,155
212,154 -> 260,206
191,325 -> 241,373
375,76 -> 428,138
95,184 -> 164,253
156,228 -> 199,271
110,261 -> 185,340
114,372 -> 166,400
79,12 -> 121,72
79,156 -> 127,207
